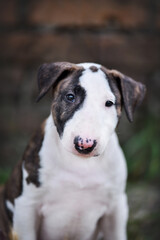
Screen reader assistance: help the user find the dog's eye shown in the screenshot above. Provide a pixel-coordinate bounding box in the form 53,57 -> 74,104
105,100 -> 114,107
66,94 -> 75,103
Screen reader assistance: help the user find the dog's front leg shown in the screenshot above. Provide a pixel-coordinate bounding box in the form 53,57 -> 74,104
102,193 -> 128,240
13,196 -> 39,240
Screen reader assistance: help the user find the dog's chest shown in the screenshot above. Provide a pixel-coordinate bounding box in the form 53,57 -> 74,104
39,166 -> 112,240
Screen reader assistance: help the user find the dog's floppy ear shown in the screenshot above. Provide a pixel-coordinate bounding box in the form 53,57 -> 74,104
36,62 -> 78,102
109,69 -> 146,122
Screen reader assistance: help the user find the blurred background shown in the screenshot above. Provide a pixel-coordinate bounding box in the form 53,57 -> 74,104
0,0 -> 160,239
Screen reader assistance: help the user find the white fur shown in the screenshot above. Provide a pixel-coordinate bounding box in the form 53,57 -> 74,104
77,62 -> 101,69
6,200 -> 14,213
13,63 -> 128,240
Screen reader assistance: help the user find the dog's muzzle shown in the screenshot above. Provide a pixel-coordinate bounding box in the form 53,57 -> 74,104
74,136 -> 97,155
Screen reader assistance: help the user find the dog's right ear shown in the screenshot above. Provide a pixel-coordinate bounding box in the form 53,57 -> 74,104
36,62 -> 78,102
108,69 -> 146,122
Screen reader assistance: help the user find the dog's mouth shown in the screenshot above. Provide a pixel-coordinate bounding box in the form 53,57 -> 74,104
73,149 -> 99,158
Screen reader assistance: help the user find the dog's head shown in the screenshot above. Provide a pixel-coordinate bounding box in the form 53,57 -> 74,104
37,62 -> 146,157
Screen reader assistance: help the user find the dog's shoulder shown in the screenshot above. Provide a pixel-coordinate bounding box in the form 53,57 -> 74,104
23,120 -> 46,187
4,120 -> 46,208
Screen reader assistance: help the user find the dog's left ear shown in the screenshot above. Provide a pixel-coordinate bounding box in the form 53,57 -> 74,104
36,62 -> 78,102
108,69 -> 146,122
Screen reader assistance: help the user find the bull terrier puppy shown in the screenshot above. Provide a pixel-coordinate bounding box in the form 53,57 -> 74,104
0,62 -> 146,240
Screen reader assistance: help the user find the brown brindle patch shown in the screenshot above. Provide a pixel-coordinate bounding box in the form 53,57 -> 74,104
23,121 -> 46,187
51,69 -> 86,136
101,67 -> 122,119
37,62 -> 83,102
109,69 -> 146,121
101,67 -> 146,122
90,66 -> 98,72
107,72 -> 122,119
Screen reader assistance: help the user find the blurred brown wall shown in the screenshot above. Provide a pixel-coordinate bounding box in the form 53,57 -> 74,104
0,0 -> 160,168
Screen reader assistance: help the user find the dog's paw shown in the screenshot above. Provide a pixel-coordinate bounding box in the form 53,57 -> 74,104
9,229 -> 19,240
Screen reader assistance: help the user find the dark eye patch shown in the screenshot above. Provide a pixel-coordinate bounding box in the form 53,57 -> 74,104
52,69 -> 86,136
74,85 -> 82,94
101,67 -> 122,120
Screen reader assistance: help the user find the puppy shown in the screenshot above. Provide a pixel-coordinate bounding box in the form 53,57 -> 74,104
0,62 -> 146,240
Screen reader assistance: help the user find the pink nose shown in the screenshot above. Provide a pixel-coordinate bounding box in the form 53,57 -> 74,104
77,138 -> 94,149
74,136 -> 97,154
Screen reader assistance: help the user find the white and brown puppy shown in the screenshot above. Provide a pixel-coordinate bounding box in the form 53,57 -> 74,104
0,62 -> 146,240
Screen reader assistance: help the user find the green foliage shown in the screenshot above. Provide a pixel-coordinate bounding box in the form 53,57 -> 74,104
128,212 -> 160,240
123,116 -> 160,182
0,168 -> 11,184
